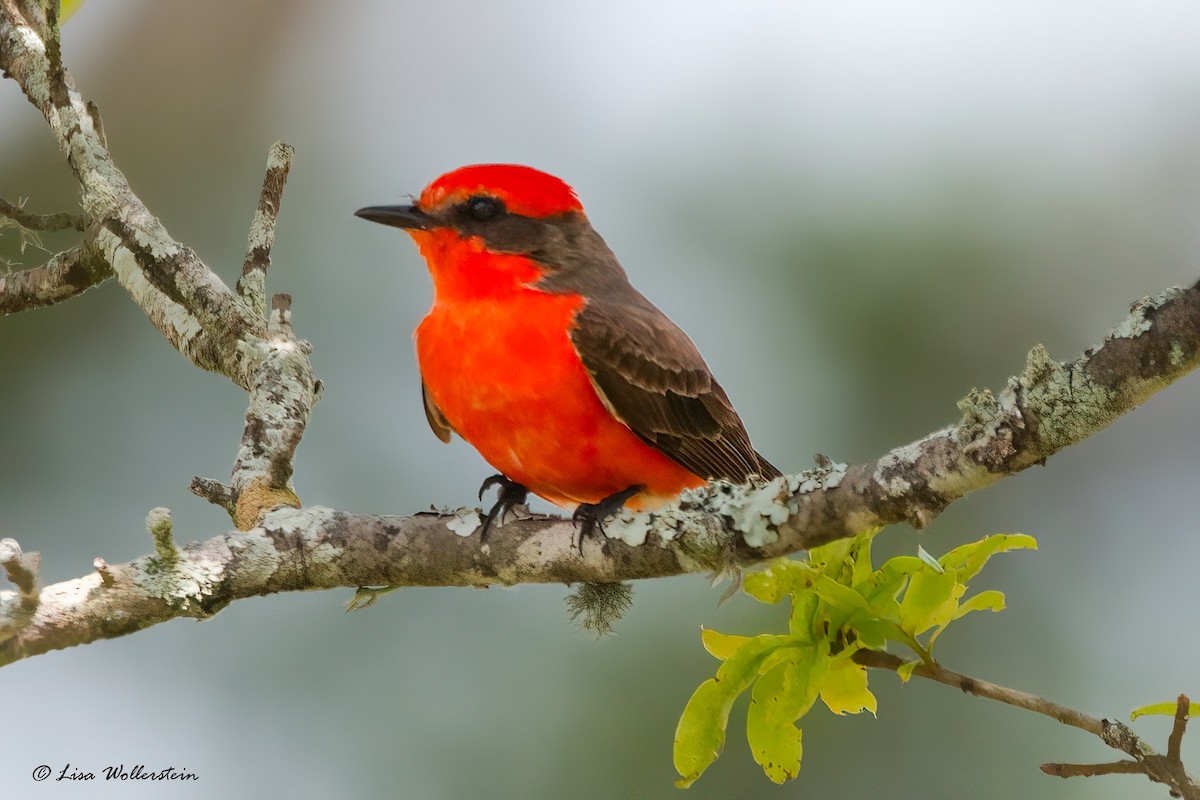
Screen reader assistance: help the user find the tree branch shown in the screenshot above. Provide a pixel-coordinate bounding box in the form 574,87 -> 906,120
854,649 -> 1105,734
1,276 -> 1197,665
855,651 -> 1198,798
1040,760 -> 1145,779
237,141 -> 294,317
0,225 -> 112,314
742,279 -> 1200,559
1,2 -> 265,381
0,196 -> 85,232
227,293 -> 312,529
1169,694 -> 1191,763
1,4 -> 318,533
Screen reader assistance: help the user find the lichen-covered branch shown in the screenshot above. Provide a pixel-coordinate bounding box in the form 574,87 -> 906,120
1,275 -> 1198,665
227,294 -> 312,529
1,3 -> 317,534
738,282 -> 1200,560
0,196 -> 85,232
0,226 -> 111,314
237,141 -> 294,318
1,2 -> 260,382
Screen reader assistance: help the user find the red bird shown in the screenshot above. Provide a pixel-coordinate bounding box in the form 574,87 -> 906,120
356,165 -> 779,543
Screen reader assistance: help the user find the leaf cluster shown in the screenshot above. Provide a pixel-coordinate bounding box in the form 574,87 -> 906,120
674,530 -> 1036,786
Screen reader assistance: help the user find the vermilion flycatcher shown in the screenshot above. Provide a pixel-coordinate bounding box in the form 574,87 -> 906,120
356,165 -> 779,543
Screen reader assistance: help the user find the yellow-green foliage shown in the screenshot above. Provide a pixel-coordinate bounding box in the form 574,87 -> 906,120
674,530 -> 1037,787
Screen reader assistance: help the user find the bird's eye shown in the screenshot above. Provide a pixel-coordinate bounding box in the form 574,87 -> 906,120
465,195 -> 504,221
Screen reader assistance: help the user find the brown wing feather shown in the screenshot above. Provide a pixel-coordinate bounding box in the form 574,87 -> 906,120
422,380 -> 454,443
570,295 -> 780,482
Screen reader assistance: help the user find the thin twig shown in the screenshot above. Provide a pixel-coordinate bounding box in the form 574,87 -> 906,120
237,141 -> 295,318
853,649 -> 1105,735
189,477 -> 234,513
1040,760 -> 1143,778
0,197 -> 86,232
1169,694 -> 1191,763
857,650 -> 1199,798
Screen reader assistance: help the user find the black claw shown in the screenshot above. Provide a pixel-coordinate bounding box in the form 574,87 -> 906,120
478,474 -> 529,542
571,484 -> 645,553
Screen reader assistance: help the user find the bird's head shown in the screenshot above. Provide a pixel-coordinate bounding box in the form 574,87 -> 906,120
357,165 -> 624,300
356,164 -> 583,245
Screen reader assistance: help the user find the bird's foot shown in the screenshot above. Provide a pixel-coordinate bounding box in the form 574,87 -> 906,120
571,484 -> 645,554
478,474 -> 529,541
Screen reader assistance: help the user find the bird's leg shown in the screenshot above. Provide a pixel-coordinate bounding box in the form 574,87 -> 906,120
477,474 -> 529,541
571,484 -> 645,553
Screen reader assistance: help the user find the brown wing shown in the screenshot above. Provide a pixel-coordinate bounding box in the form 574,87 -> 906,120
570,295 -> 780,482
422,380 -> 454,443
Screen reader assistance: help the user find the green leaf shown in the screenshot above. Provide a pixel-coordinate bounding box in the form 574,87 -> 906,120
773,644 -> 828,724
701,628 -> 752,661
898,568 -> 963,636
811,574 -> 870,614
743,559 -> 809,604
858,561 -> 914,623
674,635 -> 791,787
819,651 -> 877,716
951,589 -> 1007,621
747,658 -> 806,783
747,706 -> 801,784
878,555 -> 926,579
809,574 -> 871,635
895,659 -> 920,683
939,533 -> 1037,582
926,589 -> 1008,647
1130,701 -> 1200,720
675,679 -> 731,788
787,590 -> 820,643
864,555 -> 925,605
850,531 -> 876,587
809,530 -> 877,585
849,618 -> 894,650
807,537 -> 853,572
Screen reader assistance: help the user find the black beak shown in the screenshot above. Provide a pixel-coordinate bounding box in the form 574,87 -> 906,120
354,204 -> 434,231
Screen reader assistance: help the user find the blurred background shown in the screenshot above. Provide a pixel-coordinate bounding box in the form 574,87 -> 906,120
2,1 -> 1199,798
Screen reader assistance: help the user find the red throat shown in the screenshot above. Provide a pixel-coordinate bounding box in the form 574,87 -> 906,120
406,229 -> 546,304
